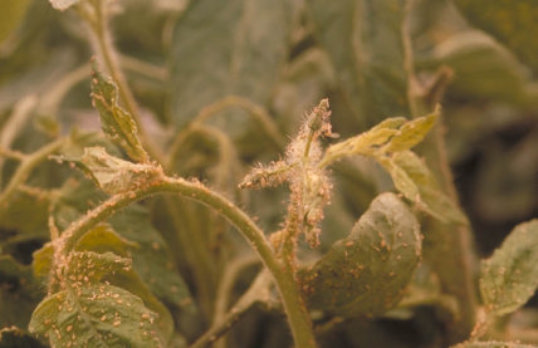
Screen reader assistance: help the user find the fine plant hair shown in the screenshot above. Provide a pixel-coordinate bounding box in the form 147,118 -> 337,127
1,1 -> 537,348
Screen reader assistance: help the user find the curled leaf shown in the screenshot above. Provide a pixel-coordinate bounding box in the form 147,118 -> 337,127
299,193 -> 421,317
91,67 -> 149,163
75,147 -> 162,195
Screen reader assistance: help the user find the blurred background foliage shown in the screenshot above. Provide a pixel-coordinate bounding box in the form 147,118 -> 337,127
0,0 -> 537,347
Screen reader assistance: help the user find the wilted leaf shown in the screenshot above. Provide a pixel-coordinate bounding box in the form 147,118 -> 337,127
91,68 -> 149,163
307,0 -> 409,128
451,341 -> 538,348
480,219 -> 538,316
0,0 -> 30,43
169,0 -> 292,127
300,193 -> 421,317
454,0 -> 538,73
73,146 -> 162,195
29,284 -> 165,347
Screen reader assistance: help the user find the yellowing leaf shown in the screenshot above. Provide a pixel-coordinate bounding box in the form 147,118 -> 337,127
377,156 -> 420,203
480,219 -> 538,316
74,224 -> 138,257
321,114 -> 436,167
32,243 -> 54,280
382,113 -> 437,153
392,151 -> 468,224
77,147 -> 162,195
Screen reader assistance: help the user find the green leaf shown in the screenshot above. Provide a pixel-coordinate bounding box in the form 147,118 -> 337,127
59,249 -> 176,341
300,193 -> 421,317
451,341 -> 538,348
29,284 -> 165,347
454,0 -> 538,73
307,0 -> 409,128
480,219 -> 538,316
419,30 -> 534,104
109,205 -> 195,311
0,0 -> 30,43
91,68 -> 149,163
169,0 -> 292,127
73,147 -> 162,195
0,326 -> 46,348
48,0 -> 80,11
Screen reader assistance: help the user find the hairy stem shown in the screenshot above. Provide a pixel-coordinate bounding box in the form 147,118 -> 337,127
55,174 -> 317,348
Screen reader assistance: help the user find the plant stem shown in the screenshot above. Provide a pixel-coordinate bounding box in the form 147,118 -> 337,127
212,255 -> 259,348
167,95 -> 285,168
56,174 -> 317,348
0,95 -> 37,186
191,269 -> 269,348
0,137 -> 66,210
402,1 -> 477,343
39,64 -> 91,118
